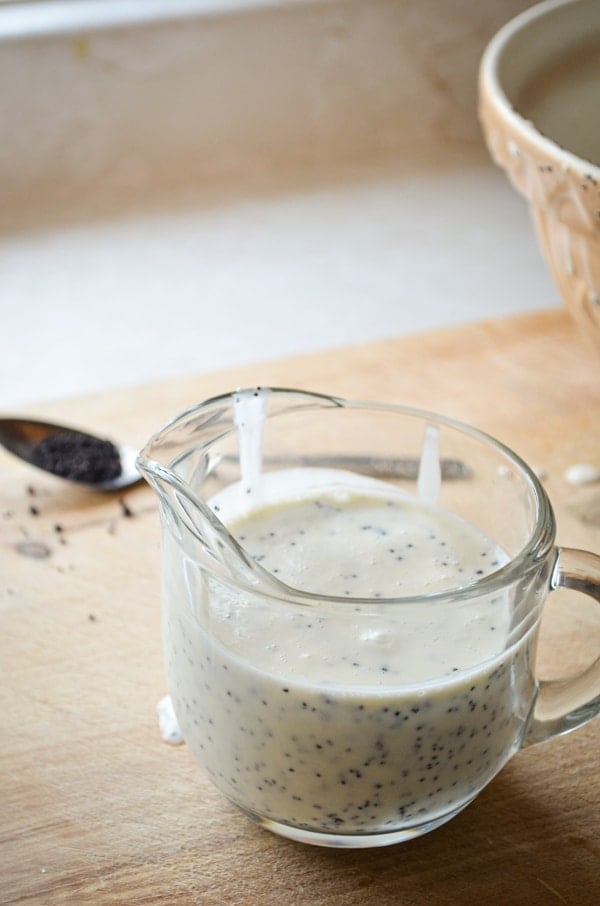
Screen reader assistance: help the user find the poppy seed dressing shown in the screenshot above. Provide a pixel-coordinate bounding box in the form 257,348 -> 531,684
163,475 -> 537,838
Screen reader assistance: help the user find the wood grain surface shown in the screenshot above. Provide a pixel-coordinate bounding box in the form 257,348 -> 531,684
1,310 -> 599,905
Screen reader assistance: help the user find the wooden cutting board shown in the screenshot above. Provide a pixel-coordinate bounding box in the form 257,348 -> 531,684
2,309 -> 599,906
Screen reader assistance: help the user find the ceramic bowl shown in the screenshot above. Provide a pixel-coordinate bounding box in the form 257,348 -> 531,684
479,0 -> 600,347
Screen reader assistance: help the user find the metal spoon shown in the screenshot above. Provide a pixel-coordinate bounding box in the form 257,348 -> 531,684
0,417 -> 140,491
0,416 -> 470,492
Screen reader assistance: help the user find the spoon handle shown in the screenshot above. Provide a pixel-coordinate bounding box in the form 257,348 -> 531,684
223,454 -> 469,480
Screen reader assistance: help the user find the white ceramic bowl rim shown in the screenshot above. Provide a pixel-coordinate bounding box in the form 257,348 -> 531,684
480,0 -> 600,177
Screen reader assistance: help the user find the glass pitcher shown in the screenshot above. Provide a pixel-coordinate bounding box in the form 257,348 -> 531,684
137,387 -> 600,848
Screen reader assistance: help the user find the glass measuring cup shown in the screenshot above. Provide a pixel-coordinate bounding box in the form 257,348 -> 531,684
137,387 -> 600,848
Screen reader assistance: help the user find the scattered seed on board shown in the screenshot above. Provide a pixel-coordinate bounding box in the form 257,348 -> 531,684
119,498 -> 134,518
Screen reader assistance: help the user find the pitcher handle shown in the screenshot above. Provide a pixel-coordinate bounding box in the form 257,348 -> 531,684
522,547 -> 600,747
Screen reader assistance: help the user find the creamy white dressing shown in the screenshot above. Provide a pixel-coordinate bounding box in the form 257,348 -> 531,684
222,486 -> 510,682
157,694 -> 184,746
162,392 -> 535,837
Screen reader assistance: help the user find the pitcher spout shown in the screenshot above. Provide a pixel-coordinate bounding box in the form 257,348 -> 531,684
136,410 -> 281,591
136,387 -> 345,593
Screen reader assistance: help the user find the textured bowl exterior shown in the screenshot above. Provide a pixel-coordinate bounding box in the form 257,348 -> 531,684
480,95 -> 600,347
478,0 -> 600,349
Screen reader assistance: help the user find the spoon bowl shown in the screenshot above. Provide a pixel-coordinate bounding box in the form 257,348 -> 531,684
0,417 -> 142,491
